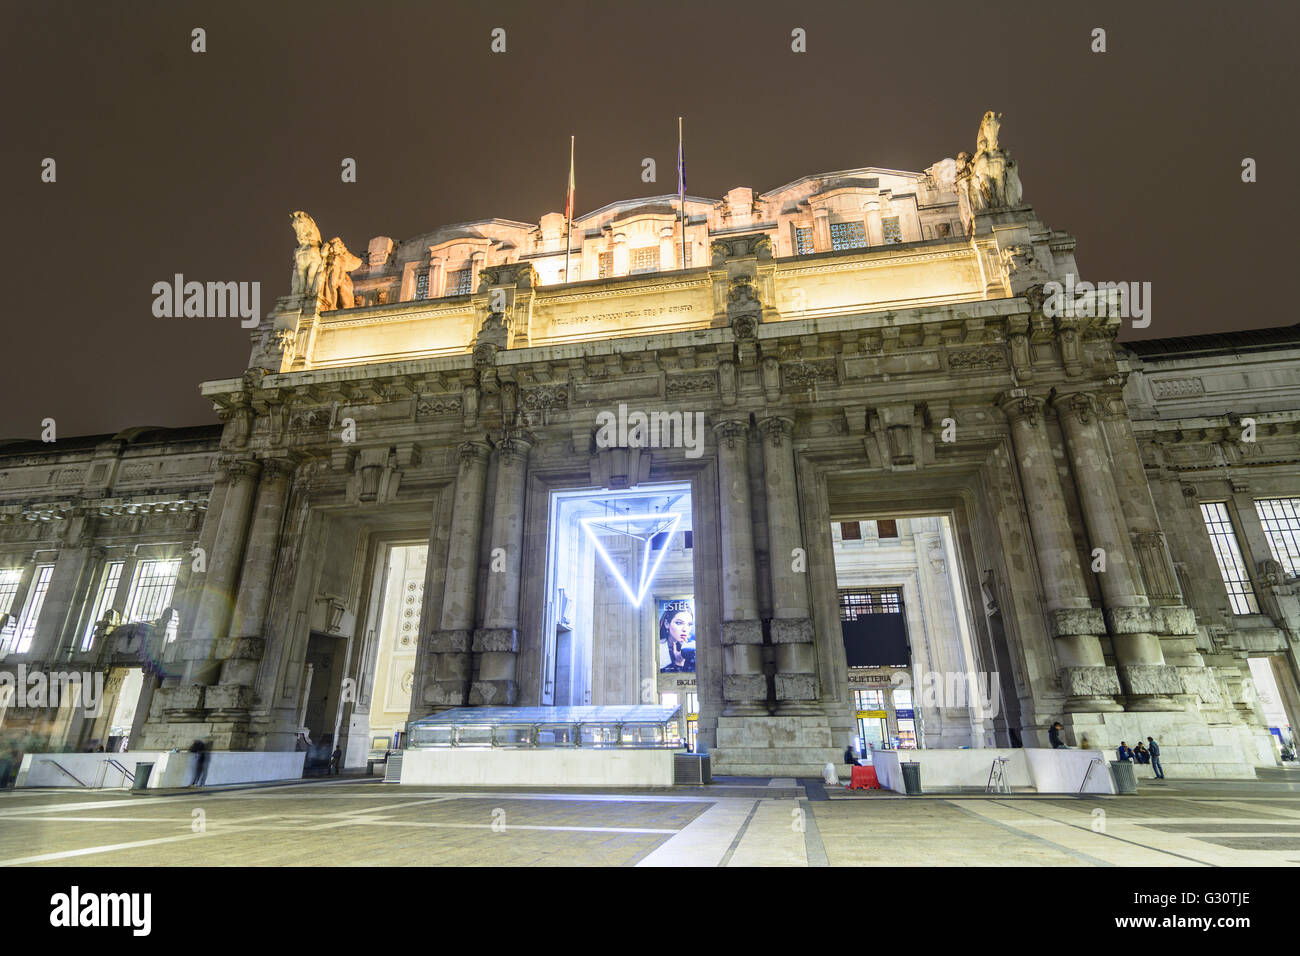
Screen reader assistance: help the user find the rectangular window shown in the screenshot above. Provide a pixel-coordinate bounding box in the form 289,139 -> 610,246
10,564 -> 54,654
630,247 -> 659,274
840,521 -> 862,541
839,588 -> 904,620
445,268 -> 472,296
1255,497 -> 1300,576
854,689 -> 884,709
882,216 -> 903,244
1199,502 -> 1260,614
414,273 -> 429,300
795,226 -> 814,255
82,560 -> 124,651
124,558 -> 181,642
877,519 -> 899,539
0,568 -> 21,619
829,220 -> 867,250
682,242 -> 692,269
598,251 -> 613,278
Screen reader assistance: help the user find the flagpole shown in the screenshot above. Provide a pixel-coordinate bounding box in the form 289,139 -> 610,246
565,135 -> 574,282
678,117 -> 686,269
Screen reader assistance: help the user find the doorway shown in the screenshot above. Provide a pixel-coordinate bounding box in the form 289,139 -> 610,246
540,484 -> 694,711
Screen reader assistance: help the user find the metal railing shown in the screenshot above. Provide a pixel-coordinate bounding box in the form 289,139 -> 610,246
38,759 -> 88,788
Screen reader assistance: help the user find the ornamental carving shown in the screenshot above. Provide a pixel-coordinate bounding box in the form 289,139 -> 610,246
520,385 -> 569,412
416,395 -> 464,418
1059,392 -> 1096,425
714,420 -> 748,449
456,442 -> 491,466
1002,395 -> 1043,427
665,373 -> 716,397
782,360 -> 837,389
727,274 -> 759,308
946,347 -> 1006,372
760,417 -> 794,447
731,314 -> 758,341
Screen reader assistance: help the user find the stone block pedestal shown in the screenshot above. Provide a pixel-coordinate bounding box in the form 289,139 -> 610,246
1059,711 -> 1259,779
712,713 -> 842,776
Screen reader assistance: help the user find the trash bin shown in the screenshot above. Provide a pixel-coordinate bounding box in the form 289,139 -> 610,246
1108,760 -> 1137,795
131,762 -> 153,791
901,761 -> 922,795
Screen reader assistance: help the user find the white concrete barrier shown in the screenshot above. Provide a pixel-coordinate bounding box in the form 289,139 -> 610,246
16,752 -> 168,788
870,748 -> 1113,794
400,748 -> 675,787
15,750 -> 306,789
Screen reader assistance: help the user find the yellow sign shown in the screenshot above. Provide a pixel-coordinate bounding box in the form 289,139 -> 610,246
856,710 -> 888,719
686,713 -> 699,721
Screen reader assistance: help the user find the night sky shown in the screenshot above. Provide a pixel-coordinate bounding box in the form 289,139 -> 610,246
2,0 -> 1296,439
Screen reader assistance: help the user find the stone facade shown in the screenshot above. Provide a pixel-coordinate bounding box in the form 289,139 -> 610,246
2,115 -> 1297,778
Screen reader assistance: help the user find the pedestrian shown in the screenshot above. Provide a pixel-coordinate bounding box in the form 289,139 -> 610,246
1080,736 -> 1092,750
1116,740 -> 1133,762
329,746 -> 342,775
190,739 -> 210,787
1134,743 -> 1150,765
844,744 -> 856,765
1048,721 -> 1067,749
1147,736 -> 1165,779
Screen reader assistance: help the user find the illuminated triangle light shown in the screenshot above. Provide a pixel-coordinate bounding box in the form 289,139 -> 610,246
580,512 -> 681,607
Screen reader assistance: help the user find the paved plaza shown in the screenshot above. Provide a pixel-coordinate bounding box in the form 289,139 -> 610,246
2,770 -> 1299,867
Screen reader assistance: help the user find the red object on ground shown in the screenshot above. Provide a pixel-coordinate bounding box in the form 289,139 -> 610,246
849,765 -> 880,790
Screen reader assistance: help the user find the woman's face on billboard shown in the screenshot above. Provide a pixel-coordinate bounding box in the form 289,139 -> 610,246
667,610 -> 693,642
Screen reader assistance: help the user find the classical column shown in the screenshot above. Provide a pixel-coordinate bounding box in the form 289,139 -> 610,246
472,437 -> 531,706
426,441 -> 491,707
759,417 -> 817,709
222,458 -> 296,685
1053,392 -> 1182,709
714,420 -> 766,713
999,391 -> 1120,712
184,458 -> 261,685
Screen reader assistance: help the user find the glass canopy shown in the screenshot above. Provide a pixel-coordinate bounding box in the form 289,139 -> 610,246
407,705 -> 683,750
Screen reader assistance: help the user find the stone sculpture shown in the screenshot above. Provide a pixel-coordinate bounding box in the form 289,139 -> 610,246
959,111 -> 1024,215
290,211 -> 324,297
320,237 -> 363,311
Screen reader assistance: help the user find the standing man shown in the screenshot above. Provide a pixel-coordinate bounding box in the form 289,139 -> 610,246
329,746 -> 343,775
1116,740 -> 1133,762
1147,736 -> 1165,779
190,739 -> 210,787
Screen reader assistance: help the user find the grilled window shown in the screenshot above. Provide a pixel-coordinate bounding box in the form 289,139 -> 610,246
7,565 -> 54,655
630,247 -> 660,274
82,560 -> 124,650
1255,498 -> 1300,576
882,216 -> 902,244
1199,502 -> 1259,614
445,268 -> 472,296
124,558 -> 182,642
829,220 -> 867,250
795,226 -> 814,255
598,251 -> 613,278
414,273 -> 429,300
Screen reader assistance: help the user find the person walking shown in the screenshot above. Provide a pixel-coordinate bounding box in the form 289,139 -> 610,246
1147,736 -> 1165,779
1048,721 -> 1067,749
1116,741 -> 1133,762
329,746 -> 343,775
